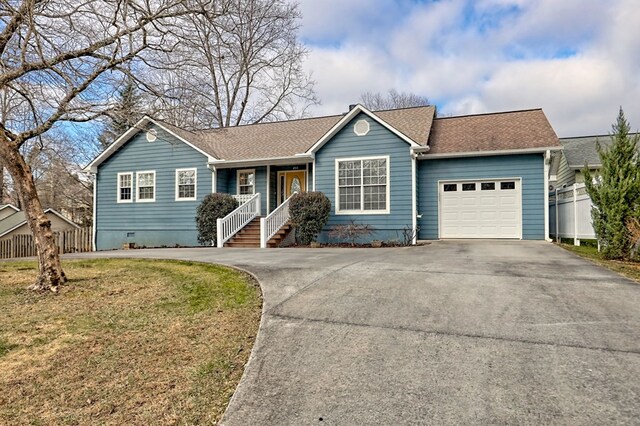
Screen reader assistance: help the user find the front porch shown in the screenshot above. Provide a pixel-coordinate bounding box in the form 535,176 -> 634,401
214,162 -> 313,216
213,161 -> 312,247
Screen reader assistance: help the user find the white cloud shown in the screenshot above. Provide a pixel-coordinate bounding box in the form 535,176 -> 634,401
299,0 -> 640,136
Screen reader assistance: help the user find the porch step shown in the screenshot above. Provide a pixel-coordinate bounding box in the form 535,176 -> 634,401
224,219 -> 293,248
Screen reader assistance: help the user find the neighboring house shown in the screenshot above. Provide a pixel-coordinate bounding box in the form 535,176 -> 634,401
0,208 -> 79,240
86,104 -> 560,250
551,133 -> 640,188
0,204 -> 19,221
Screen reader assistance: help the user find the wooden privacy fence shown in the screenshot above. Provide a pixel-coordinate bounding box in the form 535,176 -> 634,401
548,183 -> 596,245
0,227 -> 92,259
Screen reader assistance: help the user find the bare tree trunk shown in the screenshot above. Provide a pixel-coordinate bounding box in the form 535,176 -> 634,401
0,137 -> 66,291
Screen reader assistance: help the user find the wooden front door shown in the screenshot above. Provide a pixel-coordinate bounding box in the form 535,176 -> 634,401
277,170 -> 306,204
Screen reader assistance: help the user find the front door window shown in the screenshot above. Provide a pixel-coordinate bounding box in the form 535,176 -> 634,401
290,177 -> 301,194
278,170 -> 306,204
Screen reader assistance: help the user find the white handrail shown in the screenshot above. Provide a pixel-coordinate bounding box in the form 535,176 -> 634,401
260,192 -> 296,248
233,194 -> 255,204
217,193 -> 261,247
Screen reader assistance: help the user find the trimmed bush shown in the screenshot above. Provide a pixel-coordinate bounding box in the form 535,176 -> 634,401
196,193 -> 239,245
289,192 -> 331,245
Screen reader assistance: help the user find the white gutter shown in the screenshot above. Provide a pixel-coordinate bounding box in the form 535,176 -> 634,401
209,154 -> 314,169
544,150 -> 552,242
417,146 -> 562,160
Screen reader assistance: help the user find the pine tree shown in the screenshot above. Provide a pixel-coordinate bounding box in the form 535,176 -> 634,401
98,79 -> 145,149
584,107 -> 640,259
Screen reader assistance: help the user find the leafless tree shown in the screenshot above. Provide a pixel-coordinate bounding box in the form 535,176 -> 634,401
151,0 -> 317,129
0,0 -> 210,291
360,89 -> 430,111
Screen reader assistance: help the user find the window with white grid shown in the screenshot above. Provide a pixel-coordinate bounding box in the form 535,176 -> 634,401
117,172 -> 133,203
336,157 -> 388,213
136,171 -> 156,202
176,168 -> 197,200
237,170 -> 255,195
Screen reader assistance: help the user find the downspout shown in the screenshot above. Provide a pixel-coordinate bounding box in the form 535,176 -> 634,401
410,146 -> 429,245
544,150 -> 552,242
411,153 -> 417,245
91,171 -> 97,251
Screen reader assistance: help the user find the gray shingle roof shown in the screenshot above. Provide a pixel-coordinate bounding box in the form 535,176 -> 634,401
560,133 -> 640,169
427,109 -> 560,155
158,105 -> 437,161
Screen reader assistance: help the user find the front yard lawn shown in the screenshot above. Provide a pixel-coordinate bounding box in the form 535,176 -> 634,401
0,259 -> 262,424
559,243 -> 640,283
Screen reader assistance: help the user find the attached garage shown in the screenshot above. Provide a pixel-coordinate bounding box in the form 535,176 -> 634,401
438,179 -> 522,239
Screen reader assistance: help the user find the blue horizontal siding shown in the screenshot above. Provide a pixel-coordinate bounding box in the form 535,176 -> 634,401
417,154 -> 545,240
96,125 -> 211,249
315,112 -> 413,243
224,166 -> 268,214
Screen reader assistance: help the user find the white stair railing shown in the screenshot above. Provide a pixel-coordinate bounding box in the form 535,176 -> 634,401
232,194 -> 255,204
260,192 -> 296,248
217,193 -> 261,247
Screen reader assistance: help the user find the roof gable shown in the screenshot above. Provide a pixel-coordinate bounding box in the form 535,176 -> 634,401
0,204 -> 19,213
306,104 -> 435,154
0,208 -> 79,238
85,116 -> 216,172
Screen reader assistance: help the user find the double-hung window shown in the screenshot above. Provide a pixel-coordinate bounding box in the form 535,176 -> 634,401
336,156 -> 389,214
117,172 -> 133,203
237,170 -> 255,195
176,168 -> 197,200
137,171 -> 156,202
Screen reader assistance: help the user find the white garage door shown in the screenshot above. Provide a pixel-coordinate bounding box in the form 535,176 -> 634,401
439,179 -> 522,239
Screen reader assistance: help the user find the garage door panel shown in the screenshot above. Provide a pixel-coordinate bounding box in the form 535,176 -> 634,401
439,179 -> 521,239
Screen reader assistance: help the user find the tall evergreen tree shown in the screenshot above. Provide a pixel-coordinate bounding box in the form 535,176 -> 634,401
98,80 -> 145,149
584,107 -> 640,259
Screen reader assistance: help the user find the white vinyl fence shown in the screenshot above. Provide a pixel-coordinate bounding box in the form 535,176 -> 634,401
548,183 -> 596,245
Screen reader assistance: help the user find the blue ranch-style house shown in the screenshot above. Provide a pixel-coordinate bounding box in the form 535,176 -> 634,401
86,104 -> 561,249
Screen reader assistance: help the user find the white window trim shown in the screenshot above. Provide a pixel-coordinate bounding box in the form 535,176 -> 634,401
175,168 -> 198,201
335,155 -> 390,215
136,170 -> 156,203
237,169 -> 256,195
117,172 -> 133,203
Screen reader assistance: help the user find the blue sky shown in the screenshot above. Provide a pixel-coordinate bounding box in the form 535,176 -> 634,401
298,0 -> 640,136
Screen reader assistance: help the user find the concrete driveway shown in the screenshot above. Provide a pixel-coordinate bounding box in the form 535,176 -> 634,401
72,241 -> 640,424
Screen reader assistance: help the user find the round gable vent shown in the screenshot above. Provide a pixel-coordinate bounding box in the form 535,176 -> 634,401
353,119 -> 370,136
146,128 -> 157,142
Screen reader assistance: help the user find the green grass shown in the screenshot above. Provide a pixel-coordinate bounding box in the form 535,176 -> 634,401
559,243 -> 640,283
0,259 -> 262,425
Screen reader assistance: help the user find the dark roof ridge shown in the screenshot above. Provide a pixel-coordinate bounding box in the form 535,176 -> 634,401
561,132 -> 640,140
435,108 -> 543,120
190,104 -> 435,133
368,104 -> 435,113
194,113 -> 344,133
